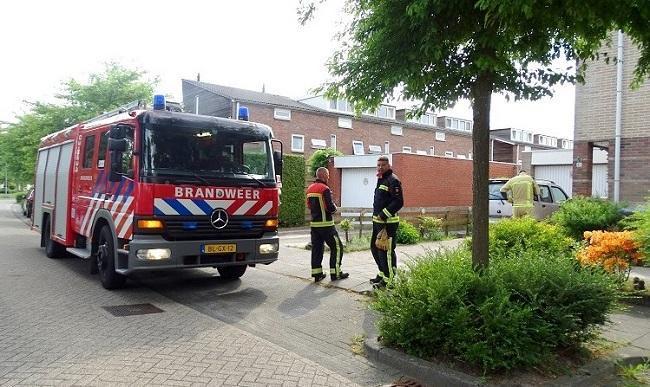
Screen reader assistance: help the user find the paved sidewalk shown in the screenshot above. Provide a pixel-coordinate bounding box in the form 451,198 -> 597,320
0,201 -> 361,386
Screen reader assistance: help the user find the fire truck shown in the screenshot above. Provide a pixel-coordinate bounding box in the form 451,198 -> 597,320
33,96 -> 283,289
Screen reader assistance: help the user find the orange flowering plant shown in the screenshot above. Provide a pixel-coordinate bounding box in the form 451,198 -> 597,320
577,230 -> 644,279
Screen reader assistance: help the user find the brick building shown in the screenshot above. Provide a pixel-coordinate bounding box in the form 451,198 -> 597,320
182,79 -> 476,160
573,33 -> 650,204
490,127 -> 573,166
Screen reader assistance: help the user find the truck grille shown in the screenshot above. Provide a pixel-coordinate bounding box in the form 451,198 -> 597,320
161,216 -> 266,241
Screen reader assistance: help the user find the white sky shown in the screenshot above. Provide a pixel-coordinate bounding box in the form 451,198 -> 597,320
1,0 -> 574,138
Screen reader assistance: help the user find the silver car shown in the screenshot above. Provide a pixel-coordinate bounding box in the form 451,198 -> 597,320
489,178 -> 570,220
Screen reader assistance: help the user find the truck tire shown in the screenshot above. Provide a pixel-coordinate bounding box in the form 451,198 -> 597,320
96,226 -> 126,289
43,219 -> 65,258
217,265 -> 247,280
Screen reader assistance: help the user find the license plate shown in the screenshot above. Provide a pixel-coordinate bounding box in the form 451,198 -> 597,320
202,244 -> 236,254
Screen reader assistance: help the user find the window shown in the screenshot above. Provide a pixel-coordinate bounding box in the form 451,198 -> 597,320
539,185 -> 553,203
524,146 -> 532,152
456,154 -> 467,159
550,186 -> 568,203
524,132 -> 533,143
445,118 -> 472,131
435,132 -> 446,141
352,140 -> 365,155
120,126 -> 135,178
311,139 -> 327,149
330,134 -> 337,150
408,112 -> 436,126
402,146 -> 412,153
444,151 -> 454,157
329,98 -> 354,113
416,150 -> 427,155
384,141 -> 390,153
390,125 -> 403,136
368,145 -> 383,154
291,134 -> 304,153
511,129 -> 520,141
429,146 -> 435,155
97,131 -> 108,168
243,141 -> 269,176
561,139 -> 573,149
82,135 -> 95,169
338,117 -> 352,129
273,108 -> 291,121
366,104 -> 396,119
445,118 -> 452,128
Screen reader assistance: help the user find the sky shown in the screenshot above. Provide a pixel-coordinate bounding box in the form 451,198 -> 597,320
1,0 -> 575,139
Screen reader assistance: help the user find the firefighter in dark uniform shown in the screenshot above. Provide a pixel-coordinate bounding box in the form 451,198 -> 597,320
307,167 -> 349,282
370,156 -> 404,288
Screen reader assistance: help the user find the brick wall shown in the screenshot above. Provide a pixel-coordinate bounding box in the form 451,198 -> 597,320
244,104 -> 474,159
328,154 -> 516,208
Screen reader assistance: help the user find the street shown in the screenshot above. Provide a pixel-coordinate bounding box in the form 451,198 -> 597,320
0,200 -> 401,386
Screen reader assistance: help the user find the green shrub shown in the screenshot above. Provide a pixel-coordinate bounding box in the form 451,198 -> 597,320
279,154 -> 306,227
372,247 -> 619,373
15,192 -> 27,203
307,148 -> 343,177
621,199 -> 650,260
489,217 -> 574,260
396,220 -> 420,244
551,196 -> 623,240
344,235 -> 371,252
417,216 -> 444,241
339,218 -> 353,243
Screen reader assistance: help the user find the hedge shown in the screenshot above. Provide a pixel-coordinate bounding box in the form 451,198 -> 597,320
279,154 -> 306,227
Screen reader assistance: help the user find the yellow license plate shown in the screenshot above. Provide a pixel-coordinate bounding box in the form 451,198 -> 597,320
202,244 -> 236,254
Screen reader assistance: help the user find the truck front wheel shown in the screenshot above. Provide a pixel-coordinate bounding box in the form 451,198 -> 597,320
96,226 -> 126,289
217,265 -> 247,280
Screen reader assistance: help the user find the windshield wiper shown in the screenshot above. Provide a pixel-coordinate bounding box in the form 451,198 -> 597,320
151,170 -> 211,185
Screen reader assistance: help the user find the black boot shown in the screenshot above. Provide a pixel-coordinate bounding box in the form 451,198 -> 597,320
331,272 -> 349,281
314,273 -> 326,282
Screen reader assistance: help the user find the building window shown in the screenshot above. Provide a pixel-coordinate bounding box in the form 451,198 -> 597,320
291,134 -> 304,153
368,145 -> 383,154
445,118 -> 472,131
384,141 -> 390,153
429,146 -> 435,155
561,139 -> 573,149
329,98 -> 354,113
82,135 -> 95,169
330,134 -> 337,150
524,146 -> 532,152
435,132 -> 446,141
365,104 -> 396,119
402,146 -> 412,153
390,125 -> 403,136
273,108 -> 291,121
352,140 -> 365,155
456,154 -> 467,159
408,112 -> 436,126
311,139 -> 327,149
416,150 -> 428,155
338,117 -> 353,129
444,151 -> 454,157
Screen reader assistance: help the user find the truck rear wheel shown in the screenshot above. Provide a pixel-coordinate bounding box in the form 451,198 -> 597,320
43,218 -> 65,258
217,265 -> 247,280
96,226 -> 126,289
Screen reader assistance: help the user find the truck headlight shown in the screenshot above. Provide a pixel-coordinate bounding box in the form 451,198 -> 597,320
259,243 -> 279,254
136,248 -> 171,260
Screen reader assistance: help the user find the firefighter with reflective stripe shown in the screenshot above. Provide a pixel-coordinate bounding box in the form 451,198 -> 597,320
500,170 -> 541,218
370,156 -> 404,288
306,167 -> 349,282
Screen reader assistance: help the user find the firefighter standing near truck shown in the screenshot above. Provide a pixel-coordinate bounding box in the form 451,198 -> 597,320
307,167 -> 349,282
500,170 -> 541,218
370,156 -> 404,289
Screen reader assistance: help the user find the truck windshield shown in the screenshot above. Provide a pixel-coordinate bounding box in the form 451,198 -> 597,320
142,124 -> 274,185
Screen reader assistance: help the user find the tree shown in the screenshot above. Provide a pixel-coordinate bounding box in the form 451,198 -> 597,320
307,147 -> 343,176
0,63 -> 157,186
300,0 -> 650,270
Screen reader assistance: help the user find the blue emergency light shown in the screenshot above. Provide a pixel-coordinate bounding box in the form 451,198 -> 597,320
238,106 -> 249,121
153,94 -> 166,110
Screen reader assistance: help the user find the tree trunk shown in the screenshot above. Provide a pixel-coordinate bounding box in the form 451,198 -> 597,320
471,72 -> 494,271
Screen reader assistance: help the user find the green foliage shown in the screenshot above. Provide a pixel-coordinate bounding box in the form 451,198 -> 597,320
551,196 -> 623,241
15,192 -> 26,203
396,220 -> 420,244
417,216 -> 444,241
339,218 -> 353,243
344,234 -> 371,252
489,217 -> 574,260
279,154 -> 306,227
0,63 -> 157,186
372,247 -> 620,373
307,148 -> 342,177
621,199 -> 650,259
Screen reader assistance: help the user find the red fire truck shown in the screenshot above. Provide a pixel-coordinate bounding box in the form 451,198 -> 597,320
33,97 -> 283,289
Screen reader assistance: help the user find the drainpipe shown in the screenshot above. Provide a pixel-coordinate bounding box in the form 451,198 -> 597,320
614,30 -> 623,202
195,95 -> 199,114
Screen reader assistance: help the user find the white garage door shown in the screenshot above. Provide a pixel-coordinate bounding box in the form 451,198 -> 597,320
341,168 -> 376,208
534,165 -> 573,197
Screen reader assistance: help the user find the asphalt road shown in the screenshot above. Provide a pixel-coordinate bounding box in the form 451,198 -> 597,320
1,200 -> 400,386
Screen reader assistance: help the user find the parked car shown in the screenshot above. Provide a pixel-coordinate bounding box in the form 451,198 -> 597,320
22,188 -> 34,218
489,178 -> 570,220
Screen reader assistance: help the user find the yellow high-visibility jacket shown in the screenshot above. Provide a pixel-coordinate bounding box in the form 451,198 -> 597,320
500,175 -> 541,208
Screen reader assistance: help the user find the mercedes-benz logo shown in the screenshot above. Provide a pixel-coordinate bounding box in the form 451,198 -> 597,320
209,208 -> 229,230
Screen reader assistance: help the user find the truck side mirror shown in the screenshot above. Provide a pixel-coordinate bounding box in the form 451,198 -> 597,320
273,150 -> 283,176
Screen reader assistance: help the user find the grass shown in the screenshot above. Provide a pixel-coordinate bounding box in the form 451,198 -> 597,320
617,360 -> 650,385
350,334 -> 365,356
344,235 -> 372,252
